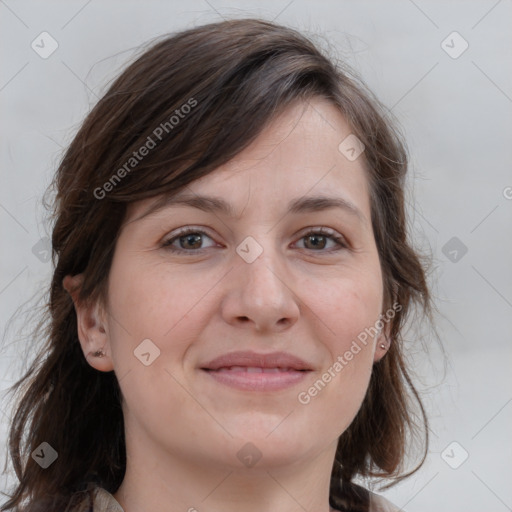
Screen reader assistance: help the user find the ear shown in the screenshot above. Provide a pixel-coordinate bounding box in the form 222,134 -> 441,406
374,286 -> 400,363
63,274 -> 114,372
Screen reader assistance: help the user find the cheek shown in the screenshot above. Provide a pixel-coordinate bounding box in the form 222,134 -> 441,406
296,272 -> 381,421
104,253 -> 227,374
104,256 -> 212,432
307,269 -> 383,354
297,296 -> 378,441
106,254 -> 205,337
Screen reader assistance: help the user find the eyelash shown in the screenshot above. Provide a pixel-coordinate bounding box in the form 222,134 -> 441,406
161,227 -> 348,255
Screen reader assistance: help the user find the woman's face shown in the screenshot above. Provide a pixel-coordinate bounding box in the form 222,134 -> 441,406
79,99 -> 388,472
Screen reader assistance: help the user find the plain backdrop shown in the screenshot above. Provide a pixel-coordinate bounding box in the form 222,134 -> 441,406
1,1 -> 511,511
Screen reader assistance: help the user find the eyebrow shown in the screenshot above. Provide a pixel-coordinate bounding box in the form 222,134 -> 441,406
135,192 -> 366,224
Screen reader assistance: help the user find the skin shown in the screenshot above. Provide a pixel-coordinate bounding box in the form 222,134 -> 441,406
64,98 -> 390,512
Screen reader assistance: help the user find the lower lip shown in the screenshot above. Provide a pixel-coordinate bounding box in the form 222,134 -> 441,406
202,368 -> 311,391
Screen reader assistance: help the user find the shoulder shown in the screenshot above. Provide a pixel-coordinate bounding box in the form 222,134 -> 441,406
70,485 -> 396,512
369,491 -> 402,512
65,487 -> 124,512
89,487 -> 124,512
329,478 -> 401,512
91,487 -> 125,512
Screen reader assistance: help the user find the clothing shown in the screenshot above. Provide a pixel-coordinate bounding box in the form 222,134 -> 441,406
368,492 -> 402,512
65,487 -> 123,512
68,486 -> 401,512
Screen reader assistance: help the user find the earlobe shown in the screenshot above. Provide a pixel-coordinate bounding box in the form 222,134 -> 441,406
373,323 -> 391,363
63,274 -> 114,372
373,335 -> 390,363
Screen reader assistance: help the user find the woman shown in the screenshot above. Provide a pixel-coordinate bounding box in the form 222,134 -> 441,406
2,18 -> 433,512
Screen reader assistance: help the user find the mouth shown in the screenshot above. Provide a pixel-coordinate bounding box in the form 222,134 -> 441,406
200,351 -> 313,392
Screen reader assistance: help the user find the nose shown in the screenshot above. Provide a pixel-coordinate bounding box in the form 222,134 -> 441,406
220,245 -> 300,333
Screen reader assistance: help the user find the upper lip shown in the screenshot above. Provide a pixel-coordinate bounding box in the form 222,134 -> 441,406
201,351 -> 313,371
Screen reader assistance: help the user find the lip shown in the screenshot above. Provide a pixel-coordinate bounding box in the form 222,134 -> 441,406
200,351 -> 313,392
202,351 -> 313,371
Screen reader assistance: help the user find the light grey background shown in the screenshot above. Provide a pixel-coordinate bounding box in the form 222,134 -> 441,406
1,1 -> 511,511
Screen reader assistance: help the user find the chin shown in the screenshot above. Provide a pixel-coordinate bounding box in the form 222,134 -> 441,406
227,440 -> 309,471
226,427 -> 314,466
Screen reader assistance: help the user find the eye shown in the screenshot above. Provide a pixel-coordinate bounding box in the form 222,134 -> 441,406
294,227 -> 348,252
162,228 -> 217,253
162,226 -> 348,255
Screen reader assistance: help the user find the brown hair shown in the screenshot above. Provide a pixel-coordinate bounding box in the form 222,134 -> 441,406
2,18 -> 433,511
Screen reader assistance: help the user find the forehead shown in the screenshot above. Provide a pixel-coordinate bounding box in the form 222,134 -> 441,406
126,98 -> 372,225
